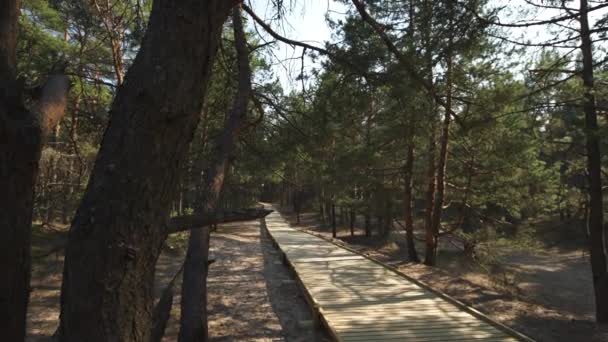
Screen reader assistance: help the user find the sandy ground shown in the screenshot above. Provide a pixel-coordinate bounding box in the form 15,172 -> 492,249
279,208 -> 608,342
27,219 -> 328,341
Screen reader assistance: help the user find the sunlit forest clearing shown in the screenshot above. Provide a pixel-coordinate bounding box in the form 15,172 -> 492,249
2,0 -> 608,341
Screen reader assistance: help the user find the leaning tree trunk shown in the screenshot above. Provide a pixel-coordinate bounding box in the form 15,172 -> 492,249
579,0 -> 608,324
57,1 -> 237,341
179,7 -> 252,342
1,1 -> 70,339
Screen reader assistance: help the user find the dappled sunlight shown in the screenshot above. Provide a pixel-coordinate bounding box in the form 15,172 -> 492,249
264,207 -> 521,341
205,220 -> 290,341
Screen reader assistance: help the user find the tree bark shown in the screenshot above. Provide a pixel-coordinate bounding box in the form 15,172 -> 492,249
151,265 -> 184,342
35,209 -> 272,259
179,6 -> 252,342
0,3 -> 34,338
579,0 -> 608,324
423,121 -> 437,265
168,209 -> 271,234
350,210 -> 355,236
1,1 -> 70,339
403,141 -> 419,262
57,1 -> 237,341
319,188 -> 326,225
364,212 -> 371,237
331,201 -> 337,238
427,26 -> 453,266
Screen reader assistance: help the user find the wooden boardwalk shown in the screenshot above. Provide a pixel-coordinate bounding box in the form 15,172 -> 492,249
263,209 -> 532,342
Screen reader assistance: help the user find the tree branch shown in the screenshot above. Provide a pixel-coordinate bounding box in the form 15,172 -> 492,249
349,0 -> 464,126
473,2 -> 608,28
150,262 -> 184,342
36,72 -> 70,136
166,208 -> 273,233
33,208 -> 273,258
242,3 -> 379,81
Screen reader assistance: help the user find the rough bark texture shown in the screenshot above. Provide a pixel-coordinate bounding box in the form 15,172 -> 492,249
0,3 -> 35,339
1,1 -> 70,339
579,0 -> 608,324
179,7 -> 252,342
57,1 -> 237,341
0,0 -> 19,80
0,2 -> 25,336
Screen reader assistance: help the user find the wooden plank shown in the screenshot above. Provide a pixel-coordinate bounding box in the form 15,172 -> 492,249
291,256 -> 365,263
323,310 -> 477,320
341,334 -> 518,342
329,320 -> 498,330
263,209 -> 533,342
339,327 -> 508,339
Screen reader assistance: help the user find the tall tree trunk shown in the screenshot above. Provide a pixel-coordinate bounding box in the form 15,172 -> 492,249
325,197 -> 332,224
92,0 -> 125,85
383,195 -> 392,237
318,187 -> 326,225
294,190 -> 301,224
62,96 -> 80,224
293,166 -> 301,224
579,0 -> 608,324
423,121 -> 437,265
350,210 -> 355,236
403,141 -> 419,262
1,1 -> 70,338
179,7 -> 252,342
0,3 -> 34,338
331,201 -> 337,238
460,157 -> 475,257
401,0 -> 419,262
420,0 -> 438,266
428,34 -> 452,266
364,211 -> 371,237
110,38 -> 124,85
57,2 -> 237,341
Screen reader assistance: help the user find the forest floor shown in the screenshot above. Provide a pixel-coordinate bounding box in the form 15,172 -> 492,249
26,219 -> 329,341
277,207 -> 608,342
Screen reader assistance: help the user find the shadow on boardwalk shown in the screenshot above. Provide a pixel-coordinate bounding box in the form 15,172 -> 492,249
278,207 -> 608,342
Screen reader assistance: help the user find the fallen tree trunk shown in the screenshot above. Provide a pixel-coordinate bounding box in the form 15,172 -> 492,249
167,208 -> 272,233
34,208 -> 273,258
